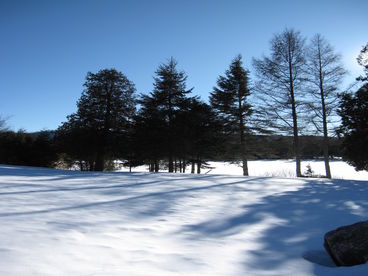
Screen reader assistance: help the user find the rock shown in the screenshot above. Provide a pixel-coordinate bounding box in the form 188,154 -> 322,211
324,221 -> 368,266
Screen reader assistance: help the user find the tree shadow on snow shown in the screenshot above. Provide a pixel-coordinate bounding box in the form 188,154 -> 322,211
0,176 -> 264,218
179,178 -> 368,275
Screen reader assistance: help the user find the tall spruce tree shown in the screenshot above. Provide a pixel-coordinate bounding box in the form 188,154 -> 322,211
150,57 -> 192,172
57,68 -> 136,171
253,29 -> 306,177
210,55 -> 252,176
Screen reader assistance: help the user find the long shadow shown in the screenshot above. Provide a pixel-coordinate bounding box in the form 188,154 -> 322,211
0,179 -> 171,195
178,178 -> 368,275
0,182 -> 53,189
34,170 -> 239,183
0,163 -> 256,196
0,172 -> 243,196
0,164 -> 78,177
0,177 -> 267,217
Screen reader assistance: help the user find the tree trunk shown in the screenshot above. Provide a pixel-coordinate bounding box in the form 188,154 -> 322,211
237,83 -> 249,176
294,134 -> 301,177
154,160 -> 159,172
197,159 -> 201,174
88,159 -> 94,171
323,139 -> 331,178
288,41 -> 301,177
183,160 -> 186,173
94,150 -> 104,171
318,45 -> 332,179
242,159 -> 249,176
191,160 -> 195,173
168,155 -> 174,172
168,89 -> 174,173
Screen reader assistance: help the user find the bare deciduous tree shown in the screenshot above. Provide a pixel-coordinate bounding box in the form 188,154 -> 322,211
253,29 -> 306,177
305,34 -> 346,178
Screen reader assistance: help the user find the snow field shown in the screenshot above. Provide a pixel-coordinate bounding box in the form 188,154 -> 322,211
0,164 -> 367,275
118,160 -> 368,180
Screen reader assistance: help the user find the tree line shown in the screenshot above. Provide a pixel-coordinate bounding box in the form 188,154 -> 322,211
1,29 -> 367,176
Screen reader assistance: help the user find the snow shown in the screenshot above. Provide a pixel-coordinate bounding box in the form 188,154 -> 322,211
0,163 -> 367,275
119,159 -> 368,181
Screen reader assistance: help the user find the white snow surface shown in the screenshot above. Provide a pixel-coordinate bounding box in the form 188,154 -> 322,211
0,163 -> 367,275
119,159 -> 368,180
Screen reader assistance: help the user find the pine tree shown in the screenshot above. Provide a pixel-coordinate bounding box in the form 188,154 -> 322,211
338,83 -> 368,171
357,43 -> 368,82
150,57 -> 193,172
57,68 -> 136,171
210,55 -> 252,176
133,94 -> 166,172
177,97 -> 221,173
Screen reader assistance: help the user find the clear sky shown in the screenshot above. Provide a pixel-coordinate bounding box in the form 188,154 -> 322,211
0,0 -> 366,132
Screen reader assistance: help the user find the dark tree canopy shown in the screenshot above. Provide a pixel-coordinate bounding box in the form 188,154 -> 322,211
0,130 -> 57,167
210,55 -> 252,175
210,55 -> 251,131
357,43 -> 368,82
178,97 -> 222,173
77,69 -> 136,133
56,68 -> 136,171
133,94 -> 167,172
149,57 -> 193,172
338,83 -> 368,171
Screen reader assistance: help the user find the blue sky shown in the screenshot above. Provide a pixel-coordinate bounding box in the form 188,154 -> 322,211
0,0 -> 366,131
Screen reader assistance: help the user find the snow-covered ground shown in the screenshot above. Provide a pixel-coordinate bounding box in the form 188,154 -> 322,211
119,160 -> 368,180
0,164 -> 367,275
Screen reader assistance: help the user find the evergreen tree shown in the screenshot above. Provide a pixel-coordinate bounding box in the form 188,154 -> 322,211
180,97 -> 221,173
57,68 -> 136,171
338,83 -> 368,171
133,94 -> 166,172
253,29 -> 306,177
150,57 -> 193,172
210,55 -> 252,176
0,130 -> 57,168
305,34 -> 346,178
31,131 -> 57,168
55,115 -> 97,170
357,42 -> 368,82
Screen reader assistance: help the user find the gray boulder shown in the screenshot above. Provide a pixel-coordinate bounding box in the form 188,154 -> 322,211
324,221 -> 368,266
